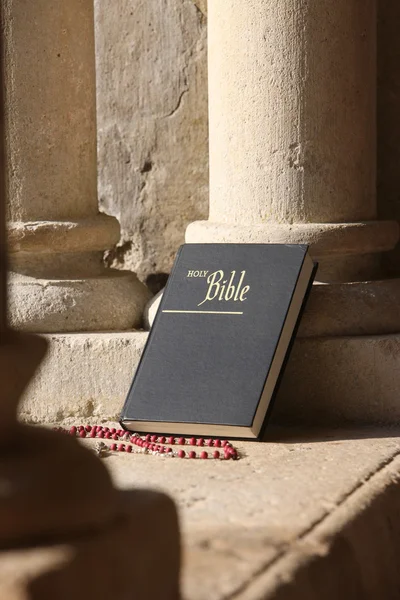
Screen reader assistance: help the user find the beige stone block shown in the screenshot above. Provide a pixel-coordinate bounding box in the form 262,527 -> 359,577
274,334 -> 400,425
20,332 -> 147,424
8,270 -> 150,333
95,0 -> 209,280
18,331 -> 400,427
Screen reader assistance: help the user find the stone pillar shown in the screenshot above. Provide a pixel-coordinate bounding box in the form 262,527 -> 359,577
187,0 -> 398,283
187,0 -> 400,423
4,0 -> 149,333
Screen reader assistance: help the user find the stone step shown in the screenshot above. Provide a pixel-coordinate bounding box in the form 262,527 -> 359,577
105,425 -> 400,599
20,332 -> 400,426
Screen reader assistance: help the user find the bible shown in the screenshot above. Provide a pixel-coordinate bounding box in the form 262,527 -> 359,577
121,244 -> 316,440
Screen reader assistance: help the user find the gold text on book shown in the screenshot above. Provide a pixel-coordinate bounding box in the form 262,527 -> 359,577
198,270 -> 250,307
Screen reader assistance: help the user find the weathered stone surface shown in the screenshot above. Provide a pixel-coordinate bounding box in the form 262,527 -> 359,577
193,0 -> 207,17
274,333 -> 400,425
8,270 -> 150,333
19,332 -> 400,426
95,0 -> 209,281
93,0 -> 400,282
188,0 -> 384,284
20,332 -> 147,424
105,426 -> 400,599
5,0 -> 150,332
238,449 -> 400,600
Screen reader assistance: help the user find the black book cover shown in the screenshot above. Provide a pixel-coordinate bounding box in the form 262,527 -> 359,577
121,244 -> 316,439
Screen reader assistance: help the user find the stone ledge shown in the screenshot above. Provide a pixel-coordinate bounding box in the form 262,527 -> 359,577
240,447 -> 400,600
186,221 -> 400,256
20,332 -> 400,426
104,426 -> 400,600
7,215 -> 120,254
20,332 -> 148,423
9,272 -> 150,333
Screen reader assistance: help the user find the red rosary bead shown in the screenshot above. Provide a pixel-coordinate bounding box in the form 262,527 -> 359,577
68,423 -> 239,461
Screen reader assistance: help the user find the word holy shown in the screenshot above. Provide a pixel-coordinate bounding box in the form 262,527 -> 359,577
196,270 -> 250,306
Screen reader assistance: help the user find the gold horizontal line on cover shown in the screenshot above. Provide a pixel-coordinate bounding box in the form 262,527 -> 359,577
162,310 -> 244,315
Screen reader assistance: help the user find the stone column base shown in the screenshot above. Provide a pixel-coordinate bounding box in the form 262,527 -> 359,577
186,220 -> 400,282
8,270 -> 149,333
8,216 -> 151,332
19,331 -> 400,427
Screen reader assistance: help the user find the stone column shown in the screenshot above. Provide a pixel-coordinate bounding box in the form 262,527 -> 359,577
187,0 -> 398,283
187,0 -> 400,423
4,0 -> 149,333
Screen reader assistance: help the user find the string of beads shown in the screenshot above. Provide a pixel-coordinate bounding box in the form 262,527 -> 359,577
53,425 -> 239,461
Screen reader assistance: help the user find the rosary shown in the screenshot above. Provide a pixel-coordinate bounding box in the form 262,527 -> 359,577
54,425 -> 240,461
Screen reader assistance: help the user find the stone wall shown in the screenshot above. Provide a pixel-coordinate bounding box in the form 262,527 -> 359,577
95,0 -> 208,284
95,0 -> 400,282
